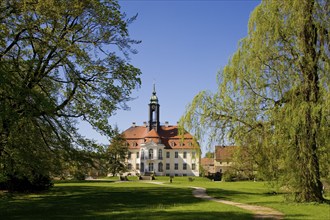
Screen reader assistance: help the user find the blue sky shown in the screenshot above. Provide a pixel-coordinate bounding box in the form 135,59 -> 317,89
79,0 -> 261,154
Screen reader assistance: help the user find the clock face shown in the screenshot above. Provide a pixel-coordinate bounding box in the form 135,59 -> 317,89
151,105 -> 156,110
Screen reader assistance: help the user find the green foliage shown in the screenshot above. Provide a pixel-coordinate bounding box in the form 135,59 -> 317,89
222,170 -> 236,182
105,128 -> 128,176
230,147 -> 256,181
0,0 -> 141,190
181,0 -> 329,202
72,171 -> 86,181
0,173 -> 53,192
205,151 -> 214,158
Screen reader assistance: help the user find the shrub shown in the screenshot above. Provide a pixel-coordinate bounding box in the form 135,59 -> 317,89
222,170 -> 236,182
73,171 -> 86,181
0,173 -> 53,192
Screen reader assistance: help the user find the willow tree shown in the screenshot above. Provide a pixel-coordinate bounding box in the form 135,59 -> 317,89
181,0 -> 329,202
0,0 -> 141,190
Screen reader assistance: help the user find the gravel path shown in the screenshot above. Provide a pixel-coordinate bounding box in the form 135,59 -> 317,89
192,187 -> 284,220
145,182 -> 284,219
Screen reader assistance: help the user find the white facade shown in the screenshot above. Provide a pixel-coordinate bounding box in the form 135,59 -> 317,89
127,142 -> 199,176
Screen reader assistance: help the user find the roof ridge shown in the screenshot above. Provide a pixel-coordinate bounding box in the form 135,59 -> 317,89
145,129 -> 160,138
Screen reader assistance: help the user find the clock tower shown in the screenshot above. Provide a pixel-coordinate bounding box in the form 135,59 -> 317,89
148,84 -> 160,131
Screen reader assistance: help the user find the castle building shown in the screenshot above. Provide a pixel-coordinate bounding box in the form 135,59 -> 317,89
214,145 -> 237,173
122,85 -> 200,176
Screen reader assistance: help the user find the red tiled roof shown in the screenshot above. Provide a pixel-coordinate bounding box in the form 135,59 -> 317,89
123,126 -> 149,139
215,146 -> 237,161
123,125 -> 197,149
144,129 -> 160,138
201,158 -> 214,166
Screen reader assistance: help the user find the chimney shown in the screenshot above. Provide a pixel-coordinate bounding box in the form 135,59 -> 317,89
143,121 -> 147,127
132,122 -> 136,127
165,121 -> 169,127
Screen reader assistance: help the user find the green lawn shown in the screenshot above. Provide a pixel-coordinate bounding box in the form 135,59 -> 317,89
0,177 -> 329,220
0,180 -> 253,220
161,177 -> 330,220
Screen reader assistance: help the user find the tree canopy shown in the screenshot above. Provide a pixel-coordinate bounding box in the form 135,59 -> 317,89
0,0 -> 141,190
105,128 -> 128,177
181,0 -> 329,202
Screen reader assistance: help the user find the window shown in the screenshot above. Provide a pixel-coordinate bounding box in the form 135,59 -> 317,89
188,142 -> 193,147
128,163 -> 132,170
133,142 -> 137,147
175,151 -> 178,158
183,163 -> 187,170
179,142 -> 184,146
170,142 -> 175,147
149,163 -> 154,172
192,151 -> 196,158
136,163 -> 140,170
183,152 -> 187,159
128,152 -> 131,159
166,163 -> 170,170
141,163 -> 144,172
174,163 -> 178,170
149,149 -> 153,159
158,162 -> 163,172
192,163 -> 196,170
141,151 -> 145,159
158,149 -> 163,159
166,152 -> 170,158
136,152 -> 139,159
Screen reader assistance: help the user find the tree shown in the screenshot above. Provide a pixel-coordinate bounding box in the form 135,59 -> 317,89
204,151 -> 214,158
0,0 -> 141,190
230,147 -> 256,181
181,0 -> 329,202
106,129 -> 128,176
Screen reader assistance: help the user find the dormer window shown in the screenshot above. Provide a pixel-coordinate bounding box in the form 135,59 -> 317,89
170,141 -> 175,147
133,142 -> 138,147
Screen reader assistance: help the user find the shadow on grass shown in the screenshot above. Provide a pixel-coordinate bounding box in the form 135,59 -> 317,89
53,179 -> 117,184
323,199 -> 330,204
206,187 -> 277,201
0,184 -> 254,220
106,210 -> 253,220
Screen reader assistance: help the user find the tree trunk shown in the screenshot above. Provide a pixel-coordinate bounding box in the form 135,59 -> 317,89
294,0 -> 324,202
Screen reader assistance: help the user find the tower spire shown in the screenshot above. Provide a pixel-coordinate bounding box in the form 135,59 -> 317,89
149,84 -> 160,131
150,83 -> 158,104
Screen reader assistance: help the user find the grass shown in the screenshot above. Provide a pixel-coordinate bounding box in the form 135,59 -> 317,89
0,180 -> 253,220
161,177 -> 330,220
206,181 -> 330,220
0,177 -> 329,219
